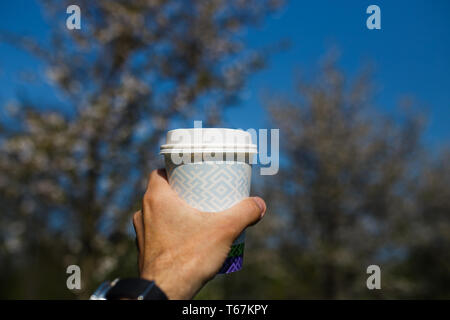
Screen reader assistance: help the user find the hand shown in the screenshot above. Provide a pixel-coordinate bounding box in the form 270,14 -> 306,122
132,169 -> 266,300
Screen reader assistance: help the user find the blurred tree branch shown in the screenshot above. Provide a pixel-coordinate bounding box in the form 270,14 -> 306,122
198,56 -> 449,299
0,0 -> 283,298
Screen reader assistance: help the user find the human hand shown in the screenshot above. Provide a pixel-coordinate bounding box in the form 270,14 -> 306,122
132,169 -> 266,300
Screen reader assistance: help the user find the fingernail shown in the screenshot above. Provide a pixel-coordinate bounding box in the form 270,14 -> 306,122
252,197 -> 266,218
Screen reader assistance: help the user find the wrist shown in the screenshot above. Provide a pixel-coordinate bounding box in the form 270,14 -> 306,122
141,252 -> 200,300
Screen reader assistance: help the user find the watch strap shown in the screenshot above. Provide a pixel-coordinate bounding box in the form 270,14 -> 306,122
105,278 -> 168,300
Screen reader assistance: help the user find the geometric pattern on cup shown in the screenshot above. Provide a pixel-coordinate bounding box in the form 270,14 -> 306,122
166,162 -> 251,212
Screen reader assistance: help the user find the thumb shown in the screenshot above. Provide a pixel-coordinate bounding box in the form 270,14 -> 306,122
218,197 -> 266,238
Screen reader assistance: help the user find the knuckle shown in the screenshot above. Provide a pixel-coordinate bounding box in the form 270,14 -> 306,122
144,170 -> 166,203
144,189 -> 160,202
143,189 -> 153,202
132,211 -> 141,225
143,188 -> 166,210
143,192 -> 156,210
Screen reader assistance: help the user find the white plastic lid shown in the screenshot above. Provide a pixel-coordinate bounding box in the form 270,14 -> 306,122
160,128 -> 257,154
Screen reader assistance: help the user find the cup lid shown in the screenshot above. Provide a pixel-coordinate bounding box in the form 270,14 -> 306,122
160,128 -> 257,154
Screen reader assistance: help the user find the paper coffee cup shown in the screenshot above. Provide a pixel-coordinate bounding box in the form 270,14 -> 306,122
160,128 -> 257,273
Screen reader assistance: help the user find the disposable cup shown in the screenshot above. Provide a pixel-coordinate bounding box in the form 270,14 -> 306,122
160,128 -> 257,273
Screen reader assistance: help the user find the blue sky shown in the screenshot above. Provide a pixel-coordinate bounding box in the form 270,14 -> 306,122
227,0 -> 450,148
1,0 -> 449,148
